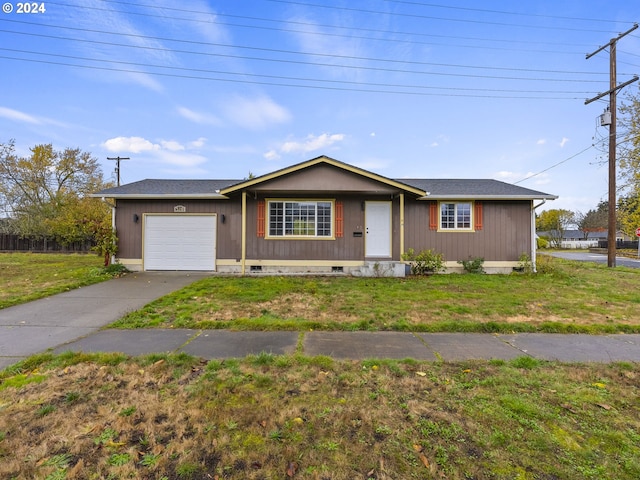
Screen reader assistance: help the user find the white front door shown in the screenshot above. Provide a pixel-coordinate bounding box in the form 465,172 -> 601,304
365,201 -> 392,257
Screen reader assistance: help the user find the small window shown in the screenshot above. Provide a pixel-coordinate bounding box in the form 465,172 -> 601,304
440,202 -> 472,230
267,200 -> 333,238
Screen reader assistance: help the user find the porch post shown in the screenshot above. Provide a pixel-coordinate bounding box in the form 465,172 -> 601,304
399,193 -> 405,258
241,191 -> 247,275
531,201 -> 537,273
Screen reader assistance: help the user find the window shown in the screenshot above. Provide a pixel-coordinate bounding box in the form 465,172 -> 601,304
440,202 -> 472,230
268,200 -> 333,237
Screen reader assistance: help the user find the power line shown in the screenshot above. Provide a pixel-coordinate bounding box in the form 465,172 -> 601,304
0,23 -> 613,82
260,0 -> 618,33
0,47 -> 599,96
51,0 -> 614,50
95,0 -> 634,27
0,17 -> 601,59
381,0 -> 636,25
513,145 -> 595,184
0,54 -> 593,100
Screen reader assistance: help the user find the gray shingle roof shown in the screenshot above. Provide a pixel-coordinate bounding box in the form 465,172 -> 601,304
93,179 -> 242,198
398,178 -> 557,200
92,165 -> 556,201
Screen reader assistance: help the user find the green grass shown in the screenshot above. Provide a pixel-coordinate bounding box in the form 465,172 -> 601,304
0,252 -> 120,309
1,352 -> 639,479
111,256 -> 640,333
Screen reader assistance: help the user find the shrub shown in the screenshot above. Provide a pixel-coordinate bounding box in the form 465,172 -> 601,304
537,236 -> 549,249
515,253 -> 533,274
458,257 -> 485,274
401,248 -> 446,275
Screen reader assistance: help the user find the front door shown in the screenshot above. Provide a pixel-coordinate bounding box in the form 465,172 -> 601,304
365,201 -> 392,257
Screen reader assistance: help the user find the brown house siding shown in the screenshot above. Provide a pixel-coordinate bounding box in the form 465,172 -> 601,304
115,199 -> 241,260
245,195 -> 369,261
403,200 -> 532,261
114,197 -> 532,265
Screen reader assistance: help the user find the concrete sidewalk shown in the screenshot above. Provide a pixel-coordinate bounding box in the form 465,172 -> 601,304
0,272 -> 208,370
52,329 -> 640,363
2,270 -> 640,369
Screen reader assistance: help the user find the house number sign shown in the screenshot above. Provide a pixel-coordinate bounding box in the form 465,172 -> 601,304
174,205 -> 187,213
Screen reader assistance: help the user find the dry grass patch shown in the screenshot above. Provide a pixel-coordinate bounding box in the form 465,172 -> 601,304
1,353 -> 640,479
113,257 -> 640,333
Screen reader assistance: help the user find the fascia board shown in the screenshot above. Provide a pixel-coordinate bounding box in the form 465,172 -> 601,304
89,193 -> 230,200
418,194 -> 559,201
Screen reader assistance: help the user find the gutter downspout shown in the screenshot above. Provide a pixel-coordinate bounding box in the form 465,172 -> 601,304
532,199 -> 547,273
241,191 -> 247,275
399,193 -> 405,258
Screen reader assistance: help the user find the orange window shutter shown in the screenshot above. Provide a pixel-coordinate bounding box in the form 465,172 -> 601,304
429,202 -> 438,230
257,200 -> 265,237
335,201 -> 344,238
475,201 -> 483,230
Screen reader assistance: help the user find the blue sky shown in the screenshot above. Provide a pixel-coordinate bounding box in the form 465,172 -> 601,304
1,0 -> 639,213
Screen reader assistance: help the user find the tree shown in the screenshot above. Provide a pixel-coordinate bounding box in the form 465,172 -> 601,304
536,209 -> 575,248
575,201 -> 608,239
618,192 -> 640,237
619,88 -> 640,193
0,140 -> 114,251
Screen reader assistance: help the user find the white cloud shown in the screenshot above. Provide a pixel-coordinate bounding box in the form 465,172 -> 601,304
156,150 -> 206,168
537,139 -> 547,145
560,137 -> 570,148
223,95 -> 291,129
264,149 -> 280,161
103,136 -> 160,153
102,135 -> 208,171
160,140 -> 185,151
429,134 -> 450,148
280,133 -> 346,154
177,107 -> 222,126
264,133 -> 346,160
189,137 -> 207,148
0,107 -> 41,124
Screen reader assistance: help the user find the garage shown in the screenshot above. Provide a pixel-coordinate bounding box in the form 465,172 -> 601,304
143,214 -> 216,271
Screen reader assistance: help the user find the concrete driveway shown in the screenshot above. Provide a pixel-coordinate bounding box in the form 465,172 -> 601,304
0,272 -> 207,370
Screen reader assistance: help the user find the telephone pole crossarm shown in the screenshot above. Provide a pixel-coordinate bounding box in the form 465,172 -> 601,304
585,76 -> 639,105
107,156 -> 131,186
585,23 -> 638,59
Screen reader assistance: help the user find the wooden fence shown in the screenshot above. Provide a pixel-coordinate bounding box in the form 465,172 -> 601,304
597,240 -> 639,249
0,234 -> 95,253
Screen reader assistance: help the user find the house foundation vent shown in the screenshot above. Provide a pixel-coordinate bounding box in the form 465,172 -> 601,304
250,265 -> 263,272
331,266 -> 344,273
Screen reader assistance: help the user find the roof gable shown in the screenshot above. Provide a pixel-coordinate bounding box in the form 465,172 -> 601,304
219,156 -> 426,196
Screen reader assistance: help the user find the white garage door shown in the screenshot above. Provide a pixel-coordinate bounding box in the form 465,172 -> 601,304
144,215 -> 216,271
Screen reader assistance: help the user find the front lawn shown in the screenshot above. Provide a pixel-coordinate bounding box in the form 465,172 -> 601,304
112,256 -> 640,334
0,253 -> 117,309
1,352 -> 638,479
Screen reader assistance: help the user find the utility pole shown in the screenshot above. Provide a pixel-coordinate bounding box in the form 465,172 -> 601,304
585,24 -> 638,268
107,156 -> 130,186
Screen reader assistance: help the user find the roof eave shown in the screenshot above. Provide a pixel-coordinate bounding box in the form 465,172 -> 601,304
418,194 -> 559,201
89,193 -> 230,200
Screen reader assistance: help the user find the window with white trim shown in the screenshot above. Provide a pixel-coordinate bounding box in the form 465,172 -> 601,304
268,200 -> 333,237
440,202 -> 472,230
